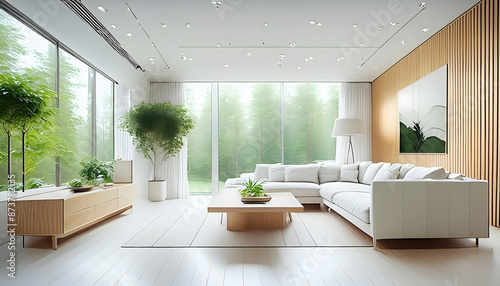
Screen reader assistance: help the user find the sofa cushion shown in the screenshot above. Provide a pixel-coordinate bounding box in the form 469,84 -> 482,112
332,192 -> 371,223
319,182 -> 370,202
404,166 -> 448,180
254,163 -> 281,181
339,164 -> 359,183
373,163 -> 401,181
268,166 -> 286,182
398,163 -> 415,179
263,182 -> 320,197
285,165 -> 319,183
318,164 -> 341,184
361,162 -> 383,185
357,161 -> 372,183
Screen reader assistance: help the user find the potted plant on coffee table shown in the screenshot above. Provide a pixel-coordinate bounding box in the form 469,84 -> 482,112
239,178 -> 271,203
119,101 -> 194,201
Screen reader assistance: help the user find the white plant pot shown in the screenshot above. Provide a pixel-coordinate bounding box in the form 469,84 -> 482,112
148,180 -> 166,201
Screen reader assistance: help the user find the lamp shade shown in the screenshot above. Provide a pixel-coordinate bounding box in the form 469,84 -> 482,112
332,118 -> 364,137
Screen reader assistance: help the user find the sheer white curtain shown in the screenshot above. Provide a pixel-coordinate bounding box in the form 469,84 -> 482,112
335,83 -> 372,164
114,84 -> 133,160
150,83 -> 189,199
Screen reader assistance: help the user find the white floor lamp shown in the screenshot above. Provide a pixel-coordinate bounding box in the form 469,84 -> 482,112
332,118 -> 364,164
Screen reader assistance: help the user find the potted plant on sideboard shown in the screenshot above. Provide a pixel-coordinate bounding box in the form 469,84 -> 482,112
119,102 -> 194,201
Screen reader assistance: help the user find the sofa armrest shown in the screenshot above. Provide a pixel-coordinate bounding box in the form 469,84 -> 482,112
371,179 -> 489,241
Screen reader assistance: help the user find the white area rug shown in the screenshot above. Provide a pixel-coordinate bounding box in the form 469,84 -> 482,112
122,198 -> 373,248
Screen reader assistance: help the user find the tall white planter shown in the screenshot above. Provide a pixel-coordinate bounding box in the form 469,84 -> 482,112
148,180 -> 166,201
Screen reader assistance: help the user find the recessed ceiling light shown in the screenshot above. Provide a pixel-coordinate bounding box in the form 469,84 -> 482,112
263,41 -> 267,45
97,6 -> 107,12
212,1 -> 222,5
357,65 -> 362,68
224,64 -> 229,67
309,20 -> 316,25
150,58 -> 154,61
305,58 -> 309,62
161,23 -> 166,28
390,22 -> 399,26
360,43 -> 364,46
378,27 -> 383,31
181,56 -> 187,60
309,56 -> 314,60
263,23 -> 269,27
419,2 -> 426,8
222,73 -> 226,76
180,53 -> 184,55
151,62 -> 155,64
297,66 -> 302,70
217,43 -> 221,47
422,28 -> 429,32
127,7 -> 130,11
110,24 -> 116,29
401,41 -> 406,45
289,42 -> 296,47
373,66 -> 378,69
186,23 -> 191,28
126,33 -> 132,36
280,54 -> 285,58
247,52 -> 252,56
316,22 -> 322,26
351,24 -> 358,29
337,57 -> 345,61
189,57 -> 193,61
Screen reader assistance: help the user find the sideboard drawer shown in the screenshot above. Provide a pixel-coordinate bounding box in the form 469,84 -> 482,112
118,192 -> 136,209
65,187 -> 117,215
64,206 -> 96,232
96,199 -> 118,218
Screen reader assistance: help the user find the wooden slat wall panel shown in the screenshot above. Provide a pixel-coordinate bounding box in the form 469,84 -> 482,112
372,0 -> 500,227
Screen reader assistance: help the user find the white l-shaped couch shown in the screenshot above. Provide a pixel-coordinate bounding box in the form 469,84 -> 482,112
225,162 -> 489,248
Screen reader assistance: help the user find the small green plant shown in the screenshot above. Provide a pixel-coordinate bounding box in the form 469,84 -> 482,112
68,179 -> 83,188
78,157 -> 119,185
239,178 -> 267,197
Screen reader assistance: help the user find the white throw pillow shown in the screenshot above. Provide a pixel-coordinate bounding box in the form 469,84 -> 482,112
268,165 -> 286,182
285,164 -> 320,183
404,166 -> 448,180
254,163 -> 280,181
361,162 -> 384,185
339,164 -> 359,183
447,173 -> 463,180
357,161 -> 372,183
319,164 -> 341,184
373,164 -> 402,181
398,163 -> 416,179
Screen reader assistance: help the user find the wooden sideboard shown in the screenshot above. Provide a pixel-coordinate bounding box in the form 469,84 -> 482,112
14,183 -> 137,249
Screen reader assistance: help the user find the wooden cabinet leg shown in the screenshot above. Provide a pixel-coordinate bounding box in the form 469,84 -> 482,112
288,212 -> 292,221
52,236 -> 57,250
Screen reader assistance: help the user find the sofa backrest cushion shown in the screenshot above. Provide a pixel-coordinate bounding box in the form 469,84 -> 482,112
285,165 -> 320,183
403,166 -> 448,180
373,163 -> 402,181
361,162 -> 384,185
254,163 -> 281,181
339,164 -> 359,183
319,164 -> 341,183
357,161 -> 372,183
398,163 -> 416,179
268,165 -> 286,182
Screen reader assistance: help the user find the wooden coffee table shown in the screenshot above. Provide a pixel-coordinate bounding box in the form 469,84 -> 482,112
207,190 -> 304,231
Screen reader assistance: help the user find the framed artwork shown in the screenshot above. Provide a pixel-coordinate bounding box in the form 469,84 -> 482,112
399,64 -> 447,153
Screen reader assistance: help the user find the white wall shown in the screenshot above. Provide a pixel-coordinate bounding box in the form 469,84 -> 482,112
7,0 -> 148,94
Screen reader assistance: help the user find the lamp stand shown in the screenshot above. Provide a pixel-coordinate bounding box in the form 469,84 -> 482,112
346,135 -> 355,164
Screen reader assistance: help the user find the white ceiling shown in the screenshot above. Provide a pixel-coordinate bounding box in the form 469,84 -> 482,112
81,0 -> 479,82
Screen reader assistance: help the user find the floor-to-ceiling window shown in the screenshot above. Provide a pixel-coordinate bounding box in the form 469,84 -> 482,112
0,8 -> 115,191
185,83 -> 212,194
185,82 -> 339,194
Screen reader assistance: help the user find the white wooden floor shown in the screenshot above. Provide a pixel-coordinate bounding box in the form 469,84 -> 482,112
123,198 -> 372,248
1,197 -> 500,285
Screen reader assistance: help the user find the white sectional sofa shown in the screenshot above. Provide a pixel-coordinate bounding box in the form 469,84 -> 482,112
225,162 -> 490,248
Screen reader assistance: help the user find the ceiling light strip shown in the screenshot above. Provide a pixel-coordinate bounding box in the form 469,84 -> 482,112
60,0 -> 143,71
124,2 -> 170,70
360,6 -> 427,67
